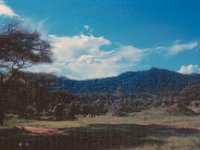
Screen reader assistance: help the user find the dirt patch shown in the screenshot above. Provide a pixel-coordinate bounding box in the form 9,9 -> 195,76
17,126 -> 67,136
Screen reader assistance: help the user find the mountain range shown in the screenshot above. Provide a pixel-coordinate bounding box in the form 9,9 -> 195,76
40,68 -> 200,94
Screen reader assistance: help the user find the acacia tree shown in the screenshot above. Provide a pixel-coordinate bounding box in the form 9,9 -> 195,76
0,22 -> 52,125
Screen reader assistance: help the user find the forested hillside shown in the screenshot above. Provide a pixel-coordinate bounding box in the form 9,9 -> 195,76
29,68 -> 200,94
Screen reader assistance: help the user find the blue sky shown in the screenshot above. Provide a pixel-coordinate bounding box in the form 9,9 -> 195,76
0,0 -> 200,79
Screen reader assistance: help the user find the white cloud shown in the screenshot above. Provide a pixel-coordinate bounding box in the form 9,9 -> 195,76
168,41 -> 198,55
0,0 -> 17,17
48,34 -> 111,62
83,25 -> 90,30
155,41 -> 198,55
29,34 -> 145,79
83,25 -> 93,35
178,64 -> 200,74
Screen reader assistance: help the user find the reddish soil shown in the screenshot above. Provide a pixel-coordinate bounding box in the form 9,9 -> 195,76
17,126 -> 67,136
174,125 -> 200,131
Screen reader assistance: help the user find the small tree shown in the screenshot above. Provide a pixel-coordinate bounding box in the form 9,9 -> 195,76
68,102 -> 77,120
115,85 -> 124,98
0,21 -> 52,125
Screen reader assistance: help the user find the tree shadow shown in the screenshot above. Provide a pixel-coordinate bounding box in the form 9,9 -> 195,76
0,124 -> 199,150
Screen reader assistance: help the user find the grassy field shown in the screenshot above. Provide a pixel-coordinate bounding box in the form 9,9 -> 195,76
0,108 -> 200,150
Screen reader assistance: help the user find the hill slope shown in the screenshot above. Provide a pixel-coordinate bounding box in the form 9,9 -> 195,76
49,68 -> 200,94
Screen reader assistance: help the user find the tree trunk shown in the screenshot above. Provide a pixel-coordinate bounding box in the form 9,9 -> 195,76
0,85 -> 5,126
0,71 -> 21,126
0,105 -> 4,126
0,78 -> 9,126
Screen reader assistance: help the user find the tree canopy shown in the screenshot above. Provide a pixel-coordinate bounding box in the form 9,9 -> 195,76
0,22 -> 52,72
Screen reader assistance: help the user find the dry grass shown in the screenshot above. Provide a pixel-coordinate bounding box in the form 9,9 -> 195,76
11,108 -> 198,129
1,108 -> 200,150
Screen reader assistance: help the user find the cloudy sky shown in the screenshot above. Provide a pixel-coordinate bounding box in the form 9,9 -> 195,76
0,0 -> 200,79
